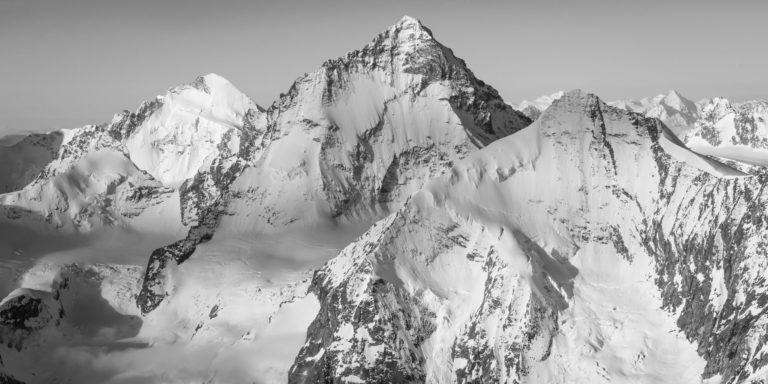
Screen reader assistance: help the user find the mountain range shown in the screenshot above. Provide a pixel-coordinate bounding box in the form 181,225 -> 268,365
1,15 -> 767,384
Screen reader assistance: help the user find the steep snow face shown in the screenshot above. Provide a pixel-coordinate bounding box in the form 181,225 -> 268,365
686,99 -> 768,166
291,91 -> 768,383
609,90 -> 700,135
513,91 -> 564,120
123,73 -> 259,187
136,15 -> 531,313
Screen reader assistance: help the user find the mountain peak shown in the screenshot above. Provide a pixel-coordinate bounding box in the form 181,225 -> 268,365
548,89 -> 632,119
173,73 -> 261,112
385,15 -> 434,43
188,73 -> 234,94
540,89 -> 598,116
395,15 -> 422,27
562,88 -> 587,100
666,89 -> 681,97
663,89 -> 689,103
659,89 -> 697,117
513,91 -> 566,120
199,72 -> 230,85
392,15 -> 430,34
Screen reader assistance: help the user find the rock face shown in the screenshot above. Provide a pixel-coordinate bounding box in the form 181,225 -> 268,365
290,91 -> 768,383
135,15 -> 531,314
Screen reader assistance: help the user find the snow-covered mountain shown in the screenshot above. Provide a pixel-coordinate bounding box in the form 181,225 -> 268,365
513,91 -> 564,120
3,14 -> 768,384
518,89 -> 701,135
0,73 -> 262,233
290,91 -> 767,383
610,90 -> 700,134
135,15 -> 531,314
0,16 -> 531,383
522,90 -> 768,170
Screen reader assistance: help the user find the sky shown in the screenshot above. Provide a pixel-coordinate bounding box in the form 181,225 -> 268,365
1,0 -> 766,134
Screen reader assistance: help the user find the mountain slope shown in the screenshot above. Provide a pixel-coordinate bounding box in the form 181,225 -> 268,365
290,90 -> 766,383
136,15 -> 531,313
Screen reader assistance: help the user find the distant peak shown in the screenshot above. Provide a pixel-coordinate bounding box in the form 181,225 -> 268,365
563,89 -> 586,99
700,96 -> 734,112
514,91 -> 565,114
664,89 -> 689,102
549,89 -> 607,112
535,91 -> 565,104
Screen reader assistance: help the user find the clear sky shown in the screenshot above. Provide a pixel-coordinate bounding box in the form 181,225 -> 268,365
1,0 -> 766,134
